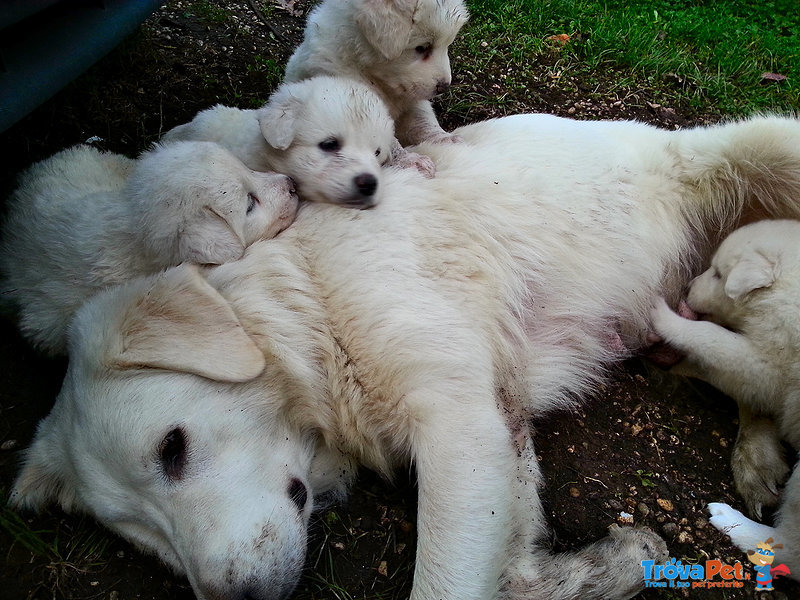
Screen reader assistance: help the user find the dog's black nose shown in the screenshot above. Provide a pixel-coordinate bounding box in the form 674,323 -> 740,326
354,173 -> 378,197
435,80 -> 451,95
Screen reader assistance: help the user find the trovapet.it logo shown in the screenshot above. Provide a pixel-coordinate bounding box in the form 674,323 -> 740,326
641,558 -> 749,590
643,538 -> 792,591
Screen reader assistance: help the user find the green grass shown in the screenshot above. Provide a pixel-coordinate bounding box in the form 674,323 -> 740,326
187,0 -> 231,24
463,0 -> 800,114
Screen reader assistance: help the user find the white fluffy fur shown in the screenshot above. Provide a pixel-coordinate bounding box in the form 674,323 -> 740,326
651,219 -> 800,577
0,141 -> 297,354
284,0 -> 469,147
13,113 -> 800,600
162,76 -> 397,207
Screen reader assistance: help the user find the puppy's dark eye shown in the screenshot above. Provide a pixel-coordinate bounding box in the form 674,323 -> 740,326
246,192 -> 259,214
319,137 -> 341,152
159,427 -> 187,482
415,43 -> 433,58
375,148 -> 381,157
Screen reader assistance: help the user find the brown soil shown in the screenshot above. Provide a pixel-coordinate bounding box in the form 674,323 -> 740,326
0,2 -> 797,599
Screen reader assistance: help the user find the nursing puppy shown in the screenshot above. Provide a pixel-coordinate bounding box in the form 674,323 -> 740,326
650,219 -> 800,579
0,141 -> 297,355
284,0 -> 469,150
162,76 -> 396,208
12,114 -> 800,600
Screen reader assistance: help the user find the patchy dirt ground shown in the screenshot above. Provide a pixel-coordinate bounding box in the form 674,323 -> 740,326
0,2 -> 797,599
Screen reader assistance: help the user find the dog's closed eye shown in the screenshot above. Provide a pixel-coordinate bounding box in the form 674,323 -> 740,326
159,427 -> 188,482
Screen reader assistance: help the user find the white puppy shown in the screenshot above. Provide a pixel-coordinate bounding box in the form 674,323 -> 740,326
651,219 -> 800,579
13,114 -> 800,600
285,0 -> 469,150
0,141 -> 297,355
162,76 -> 396,208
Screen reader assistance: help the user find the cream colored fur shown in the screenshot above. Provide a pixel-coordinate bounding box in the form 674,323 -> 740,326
162,76 -> 397,208
13,113 -> 800,600
0,141 -> 297,354
284,0 -> 469,148
651,219 -> 800,579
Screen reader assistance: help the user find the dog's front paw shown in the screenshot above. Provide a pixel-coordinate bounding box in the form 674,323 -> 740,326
502,526 -> 668,600
606,524 -> 670,565
732,419 -> 789,519
391,150 -> 436,178
585,526 -> 669,600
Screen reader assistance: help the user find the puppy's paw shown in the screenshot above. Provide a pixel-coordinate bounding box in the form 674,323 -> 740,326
643,297 -> 692,368
708,502 -> 775,553
732,421 -> 789,518
391,150 -> 436,178
649,296 -> 682,335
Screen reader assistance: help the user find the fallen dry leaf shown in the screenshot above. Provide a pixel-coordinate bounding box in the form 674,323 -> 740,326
547,33 -> 571,45
761,72 -> 787,84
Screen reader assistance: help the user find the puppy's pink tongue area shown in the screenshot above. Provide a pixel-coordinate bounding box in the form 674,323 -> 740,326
677,299 -> 698,320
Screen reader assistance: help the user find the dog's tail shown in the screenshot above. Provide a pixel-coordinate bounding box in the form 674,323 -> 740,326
675,114 -> 800,234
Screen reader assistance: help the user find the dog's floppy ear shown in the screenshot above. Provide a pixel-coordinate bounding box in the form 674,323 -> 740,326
177,206 -> 246,265
111,265 -> 265,382
258,91 -> 302,150
724,251 -> 779,300
10,411 -> 76,512
354,0 -> 417,60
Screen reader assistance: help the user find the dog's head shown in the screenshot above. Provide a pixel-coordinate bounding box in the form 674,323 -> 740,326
352,0 -> 469,101
10,265 -> 317,600
128,141 -> 298,265
686,220 -> 799,327
257,76 -> 395,208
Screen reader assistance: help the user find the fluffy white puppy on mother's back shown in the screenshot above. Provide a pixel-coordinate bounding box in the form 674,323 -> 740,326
0,141 -> 298,355
650,219 -> 800,581
284,0 -> 468,157
162,76 -> 398,208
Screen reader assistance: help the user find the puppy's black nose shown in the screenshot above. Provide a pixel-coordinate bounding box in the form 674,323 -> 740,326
354,173 -> 378,197
435,80 -> 451,95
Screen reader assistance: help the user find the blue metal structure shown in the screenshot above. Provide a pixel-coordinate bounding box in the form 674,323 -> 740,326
0,0 -> 164,132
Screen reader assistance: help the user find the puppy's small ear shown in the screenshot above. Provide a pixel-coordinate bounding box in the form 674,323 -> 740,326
355,0 -> 417,59
178,206 -> 246,265
258,93 -> 302,150
724,252 -> 778,300
10,412 -> 76,512
112,265 -> 265,383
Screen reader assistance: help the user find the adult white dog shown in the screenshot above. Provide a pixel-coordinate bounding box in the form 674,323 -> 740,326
12,114 -> 800,600
284,0 -> 468,149
162,76 -> 397,208
651,219 -> 800,579
0,141 -> 297,354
